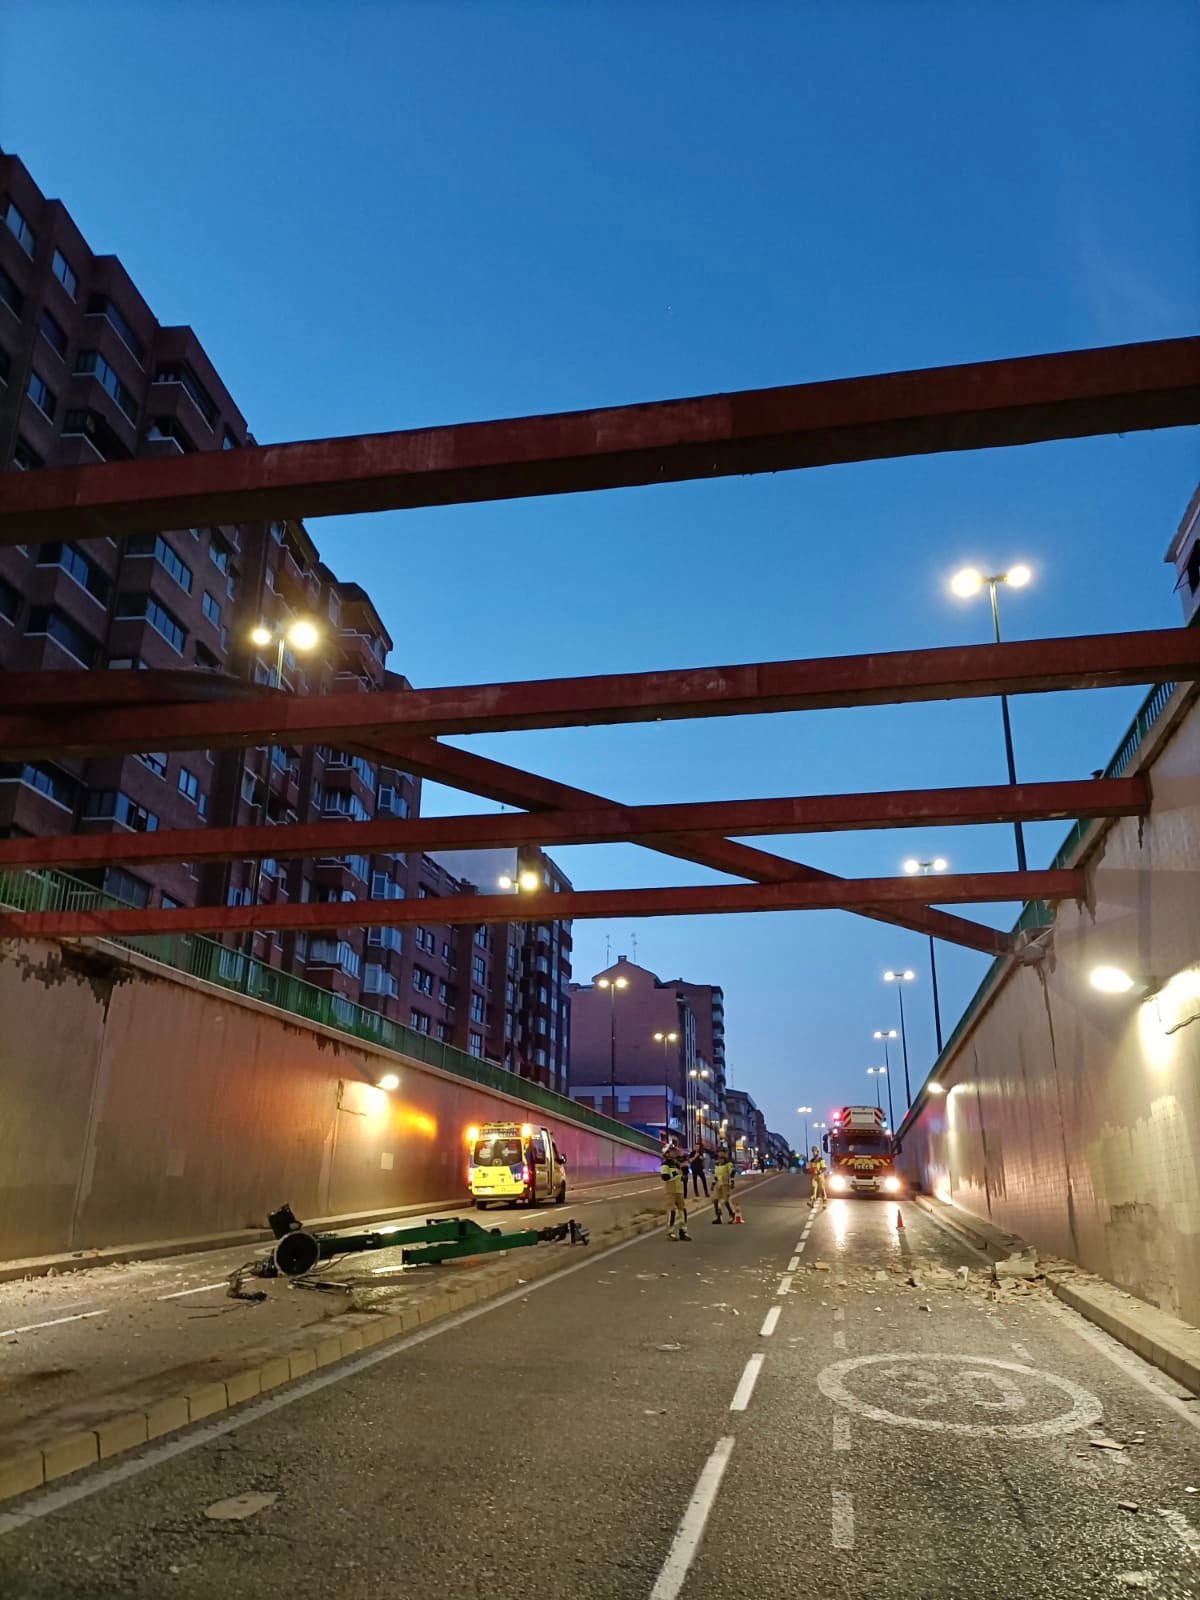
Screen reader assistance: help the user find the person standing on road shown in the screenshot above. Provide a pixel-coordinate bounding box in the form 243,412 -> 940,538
808,1144 -> 828,1207
689,1144 -> 709,1200
660,1144 -> 692,1242
711,1150 -> 736,1223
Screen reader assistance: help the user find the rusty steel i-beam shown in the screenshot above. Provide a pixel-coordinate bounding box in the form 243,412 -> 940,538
0,870 -> 1083,942
0,338 -> 1195,543
0,778 -> 1148,871
1,631 -> 1196,759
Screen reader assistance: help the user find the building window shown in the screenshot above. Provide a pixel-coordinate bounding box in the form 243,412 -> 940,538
375,786 -> 408,817
102,866 -> 150,908
195,642 -> 220,670
366,926 -> 402,953
12,436 -> 42,470
136,751 -> 167,778
52,249 -> 77,299
0,267 -> 23,321
307,938 -> 361,977
84,791 -> 159,833
0,574 -> 19,624
469,1033 -> 484,1058
85,295 -> 145,364
410,1009 -> 431,1035
114,592 -> 185,653
470,991 -> 485,1023
322,789 -> 369,822
26,369 -> 56,419
202,591 -> 221,626
36,543 -> 110,604
126,533 -> 193,594
207,533 -> 232,574
414,927 -> 436,955
153,361 -> 216,427
38,308 -> 67,360
178,767 -> 199,802
3,199 -> 34,256
74,350 -> 138,422
435,1022 -> 449,1042
474,926 -> 488,949
0,760 -> 79,810
0,345 -> 9,387
471,956 -> 486,985
370,871 -> 404,900
364,964 -> 398,998
412,966 -> 433,995
25,606 -> 98,666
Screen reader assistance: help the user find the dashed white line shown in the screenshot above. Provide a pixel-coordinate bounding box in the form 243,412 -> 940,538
832,1412 -> 851,1453
1042,1301 -> 1200,1435
788,1255 -> 800,1272
730,1353 -> 766,1411
795,1240 -> 806,1255
156,1281 -> 230,1302
0,1310 -> 105,1337
776,1275 -> 794,1297
833,1329 -> 846,1351
649,1436 -> 736,1600
832,1487 -> 855,1548
760,1306 -> 781,1338
1010,1340 -> 1034,1363
833,1307 -> 844,1323
1159,1507 -> 1200,1557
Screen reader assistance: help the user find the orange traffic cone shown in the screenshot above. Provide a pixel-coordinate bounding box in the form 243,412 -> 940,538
896,1208 -> 904,1230
732,1205 -> 745,1225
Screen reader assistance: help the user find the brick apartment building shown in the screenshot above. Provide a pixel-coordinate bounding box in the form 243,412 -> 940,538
568,956 -> 725,1150
0,147 -> 570,1090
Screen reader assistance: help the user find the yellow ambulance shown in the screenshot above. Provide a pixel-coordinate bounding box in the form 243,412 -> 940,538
466,1122 -> 568,1208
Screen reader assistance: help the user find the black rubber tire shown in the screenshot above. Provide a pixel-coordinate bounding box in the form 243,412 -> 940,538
555,1184 -> 567,1205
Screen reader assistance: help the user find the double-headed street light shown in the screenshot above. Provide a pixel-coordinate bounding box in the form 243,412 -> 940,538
797,1104 -> 813,1151
903,856 -> 948,1053
866,1064 -> 894,1129
883,969 -> 916,1109
654,1030 -> 680,1133
596,975 -> 628,1117
689,1066 -> 710,1149
249,618 -> 321,690
950,562 -> 1032,871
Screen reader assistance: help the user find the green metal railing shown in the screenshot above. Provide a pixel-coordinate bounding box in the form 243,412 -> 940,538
912,664 -> 1192,1105
0,865 -> 657,1155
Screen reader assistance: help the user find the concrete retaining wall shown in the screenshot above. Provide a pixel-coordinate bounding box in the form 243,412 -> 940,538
0,938 -> 657,1260
900,691 -> 1200,1325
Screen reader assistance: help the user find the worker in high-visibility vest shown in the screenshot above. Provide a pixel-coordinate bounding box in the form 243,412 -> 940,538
808,1145 -> 828,1207
660,1145 -> 692,1241
711,1151 -> 737,1224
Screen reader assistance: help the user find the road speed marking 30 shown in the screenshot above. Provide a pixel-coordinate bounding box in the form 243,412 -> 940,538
817,1352 -> 1102,1438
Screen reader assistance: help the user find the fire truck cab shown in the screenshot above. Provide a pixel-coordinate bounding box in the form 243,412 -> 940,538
823,1105 -> 903,1198
466,1121 -> 568,1208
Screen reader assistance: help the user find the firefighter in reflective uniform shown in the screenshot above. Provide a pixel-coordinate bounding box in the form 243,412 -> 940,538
661,1145 -> 692,1241
711,1151 -> 737,1224
808,1144 -> 828,1207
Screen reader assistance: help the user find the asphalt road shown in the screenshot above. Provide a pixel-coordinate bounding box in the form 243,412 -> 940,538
1,1175 -> 1197,1599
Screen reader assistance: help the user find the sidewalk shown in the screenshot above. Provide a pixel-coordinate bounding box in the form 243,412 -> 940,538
911,1192 -> 1200,1399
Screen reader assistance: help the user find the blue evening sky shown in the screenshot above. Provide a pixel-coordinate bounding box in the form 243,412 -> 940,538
4,2 -> 1197,1141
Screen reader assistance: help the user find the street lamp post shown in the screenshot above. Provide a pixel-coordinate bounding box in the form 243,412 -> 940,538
866,1066 -> 885,1112
950,563 -> 1032,871
797,1105 -> 813,1153
883,969 -> 916,1109
497,864 -> 544,1077
689,1067 -> 710,1150
872,1031 -> 898,1128
244,619 -> 322,955
654,1030 -> 680,1136
596,975 -> 628,1117
903,857 -> 948,1054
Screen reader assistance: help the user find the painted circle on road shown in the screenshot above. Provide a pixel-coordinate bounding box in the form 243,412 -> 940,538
817,1352 -> 1102,1438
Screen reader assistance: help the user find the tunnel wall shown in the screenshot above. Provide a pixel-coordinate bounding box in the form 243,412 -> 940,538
900,691 -> 1200,1324
0,938 -> 658,1260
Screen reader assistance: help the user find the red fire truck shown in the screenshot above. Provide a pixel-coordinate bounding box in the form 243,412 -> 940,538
823,1105 -> 903,1198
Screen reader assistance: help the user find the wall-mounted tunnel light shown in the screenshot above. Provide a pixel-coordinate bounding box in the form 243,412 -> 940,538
377,1073 -> 400,1090
925,1081 -> 946,1095
1089,965 -> 1136,995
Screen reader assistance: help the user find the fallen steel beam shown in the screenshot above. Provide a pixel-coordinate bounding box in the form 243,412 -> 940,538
0,338 -> 1195,542
2,631 -> 1196,758
0,870 -> 1083,940
0,779 -> 1147,871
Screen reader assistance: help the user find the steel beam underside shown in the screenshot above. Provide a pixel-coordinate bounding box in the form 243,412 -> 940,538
0,338 -> 1195,542
0,870 -> 1084,941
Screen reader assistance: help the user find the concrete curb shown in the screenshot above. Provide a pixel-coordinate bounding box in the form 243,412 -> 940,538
0,1204 -> 664,1506
911,1194 -> 1200,1398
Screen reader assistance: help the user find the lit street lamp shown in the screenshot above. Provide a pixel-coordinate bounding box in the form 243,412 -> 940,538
689,1066 -> 710,1149
249,617 -> 321,691
596,975 -> 628,1118
950,563 -> 1032,870
797,1104 -> 813,1152
903,856 -> 948,1053
883,968 -> 916,1109
654,1030 -> 680,1134
866,1066 -> 885,1111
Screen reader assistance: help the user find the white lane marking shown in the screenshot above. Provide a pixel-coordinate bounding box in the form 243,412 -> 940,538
156,1282 -> 230,1302
819,1352 -> 1102,1438
0,1311 -> 105,1337
833,1307 -> 844,1323
1042,1301 -> 1200,1436
760,1307 -> 781,1338
795,1241 -> 806,1255
1159,1507 -> 1200,1557
788,1255 -> 800,1272
730,1353 -> 766,1412
833,1330 -> 846,1351
0,1226 -> 654,1536
832,1413 -> 851,1453
776,1275 -> 793,1297
649,1436 -> 736,1600
832,1488 -> 855,1549
1010,1341 -> 1034,1363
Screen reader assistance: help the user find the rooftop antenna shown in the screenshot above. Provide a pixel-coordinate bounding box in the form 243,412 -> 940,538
605,933 -> 612,966
630,932 -> 639,964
